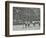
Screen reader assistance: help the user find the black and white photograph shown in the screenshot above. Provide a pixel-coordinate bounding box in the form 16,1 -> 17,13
5,1 -> 45,37
13,7 -> 40,31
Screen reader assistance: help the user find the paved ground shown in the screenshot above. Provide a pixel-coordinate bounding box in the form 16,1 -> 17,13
13,24 -> 40,31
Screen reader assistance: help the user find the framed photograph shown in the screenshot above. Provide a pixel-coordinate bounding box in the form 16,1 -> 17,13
5,1 -> 45,37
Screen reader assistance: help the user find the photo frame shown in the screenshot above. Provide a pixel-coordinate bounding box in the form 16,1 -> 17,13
5,1 -> 45,37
